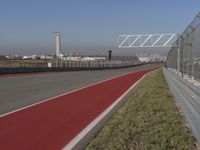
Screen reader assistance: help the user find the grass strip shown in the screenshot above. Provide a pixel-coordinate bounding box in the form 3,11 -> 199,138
85,69 -> 197,150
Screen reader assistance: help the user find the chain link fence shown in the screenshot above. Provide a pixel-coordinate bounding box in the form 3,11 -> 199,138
0,56 -> 142,74
0,56 -> 139,68
52,56 -> 140,68
167,12 -> 200,81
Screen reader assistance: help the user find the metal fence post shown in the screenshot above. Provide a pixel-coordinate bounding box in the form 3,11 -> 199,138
177,34 -> 181,73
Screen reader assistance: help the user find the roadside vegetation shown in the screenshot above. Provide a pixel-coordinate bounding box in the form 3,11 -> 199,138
86,69 -> 197,150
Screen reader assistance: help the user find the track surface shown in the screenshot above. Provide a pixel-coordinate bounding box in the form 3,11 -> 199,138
0,66 -> 158,150
0,64 -> 159,115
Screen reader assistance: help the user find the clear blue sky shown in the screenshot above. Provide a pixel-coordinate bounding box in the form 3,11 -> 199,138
0,0 -> 199,56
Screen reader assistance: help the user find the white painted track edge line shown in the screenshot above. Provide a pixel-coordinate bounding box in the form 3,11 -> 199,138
63,71 -> 151,150
0,69 -> 151,118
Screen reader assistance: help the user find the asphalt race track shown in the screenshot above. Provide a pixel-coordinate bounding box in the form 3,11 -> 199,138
0,64 -> 159,115
0,66 -> 158,150
0,64 -> 160,150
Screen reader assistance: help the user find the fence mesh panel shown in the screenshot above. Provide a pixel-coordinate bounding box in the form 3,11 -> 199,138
167,12 -> 200,80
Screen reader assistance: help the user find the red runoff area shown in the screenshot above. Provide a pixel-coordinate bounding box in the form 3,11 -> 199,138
0,68 -> 158,150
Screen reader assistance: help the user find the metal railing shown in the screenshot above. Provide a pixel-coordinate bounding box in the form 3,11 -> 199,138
167,12 -> 200,80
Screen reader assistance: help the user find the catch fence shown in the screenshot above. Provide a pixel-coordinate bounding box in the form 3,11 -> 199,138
167,12 -> 200,80
0,56 -> 142,74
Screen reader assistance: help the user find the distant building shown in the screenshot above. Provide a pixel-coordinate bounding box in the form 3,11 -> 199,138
139,57 -> 150,62
81,57 -> 106,61
40,55 -> 53,59
59,55 -> 106,61
22,55 -> 40,60
63,56 -> 82,61
22,56 -> 32,59
6,55 -> 22,59
137,53 -> 166,63
149,54 -> 166,62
